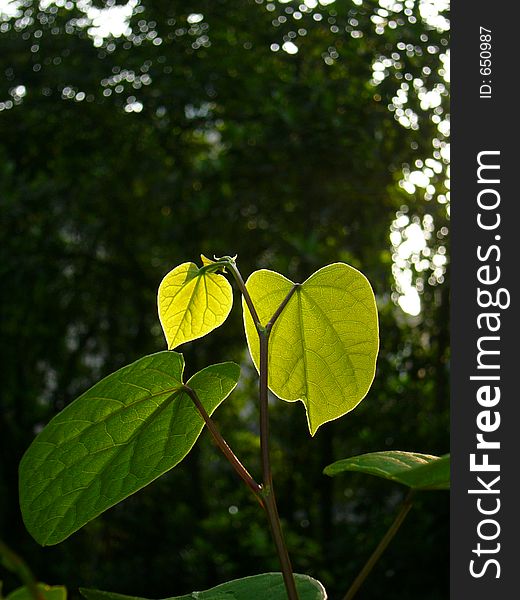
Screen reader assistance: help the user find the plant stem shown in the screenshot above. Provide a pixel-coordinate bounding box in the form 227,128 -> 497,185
225,258 -> 300,599
259,331 -> 299,600
343,490 -> 416,600
0,539 -> 44,600
183,386 -> 263,502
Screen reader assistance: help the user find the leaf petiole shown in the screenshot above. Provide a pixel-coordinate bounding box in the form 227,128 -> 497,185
266,283 -> 300,334
220,258 -> 262,330
182,385 -> 263,503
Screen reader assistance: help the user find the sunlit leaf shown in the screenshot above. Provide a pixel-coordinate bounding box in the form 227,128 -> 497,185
243,263 -> 379,435
19,352 -> 240,546
6,584 -> 66,600
158,261 -> 233,349
324,451 -> 450,490
80,572 -> 326,600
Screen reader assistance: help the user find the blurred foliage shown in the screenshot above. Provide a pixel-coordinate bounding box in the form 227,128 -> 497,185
1,1 -> 449,599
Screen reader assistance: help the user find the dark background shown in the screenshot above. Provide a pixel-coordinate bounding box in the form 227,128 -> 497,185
0,1 -> 449,599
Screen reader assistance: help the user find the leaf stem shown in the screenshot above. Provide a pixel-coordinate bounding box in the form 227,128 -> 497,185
342,490 -> 416,600
183,386 -> 263,502
0,539 -> 44,600
266,284 -> 300,333
221,260 -> 262,329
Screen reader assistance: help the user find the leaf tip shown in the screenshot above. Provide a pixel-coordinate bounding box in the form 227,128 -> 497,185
307,419 -> 320,437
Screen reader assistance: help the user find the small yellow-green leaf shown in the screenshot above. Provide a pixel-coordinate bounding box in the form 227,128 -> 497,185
80,572 -> 326,600
19,352 -> 240,546
243,263 -> 379,435
200,254 -> 215,267
6,584 -> 66,600
324,451 -> 450,490
158,261 -> 232,349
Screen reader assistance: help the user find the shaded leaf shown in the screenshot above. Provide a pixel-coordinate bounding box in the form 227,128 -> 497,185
158,261 -> 232,349
6,584 -> 66,600
243,263 -> 379,435
19,352 -> 240,546
80,572 -> 326,600
324,451 -> 450,490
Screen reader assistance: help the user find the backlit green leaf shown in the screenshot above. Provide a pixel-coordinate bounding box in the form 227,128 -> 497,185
80,572 -> 326,600
243,263 -> 379,435
6,584 -> 66,600
19,352 -> 240,546
324,451 -> 450,490
158,261 -> 233,349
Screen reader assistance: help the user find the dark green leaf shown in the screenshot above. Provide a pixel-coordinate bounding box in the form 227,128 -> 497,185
80,572 -> 326,600
324,451 -> 450,490
19,352 -> 240,546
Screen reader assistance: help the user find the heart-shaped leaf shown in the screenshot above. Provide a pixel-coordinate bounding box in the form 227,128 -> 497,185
19,352 -> 240,546
243,263 -> 379,435
80,572 -> 327,600
6,585 -> 67,600
324,451 -> 450,490
158,261 -> 233,349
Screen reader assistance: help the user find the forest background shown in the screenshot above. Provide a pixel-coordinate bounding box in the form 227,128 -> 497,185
0,1 -> 450,598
